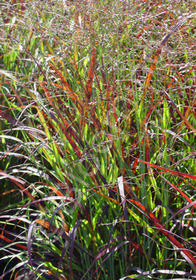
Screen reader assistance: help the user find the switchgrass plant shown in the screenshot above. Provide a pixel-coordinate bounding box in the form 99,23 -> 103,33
0,0 -> 196,279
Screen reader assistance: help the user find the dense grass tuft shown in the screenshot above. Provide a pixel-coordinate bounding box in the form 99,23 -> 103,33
0,0 -> 196,279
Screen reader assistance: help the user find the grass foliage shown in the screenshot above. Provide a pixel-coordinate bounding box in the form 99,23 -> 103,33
0,0 -> 196,279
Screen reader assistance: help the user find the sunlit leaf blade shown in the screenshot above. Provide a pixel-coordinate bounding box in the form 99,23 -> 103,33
139,16 -> 191,108
135,157 -> 196,180
127,199 -> 196,268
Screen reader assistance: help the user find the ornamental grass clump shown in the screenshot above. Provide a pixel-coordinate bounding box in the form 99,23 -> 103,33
0,0 -> 196,279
